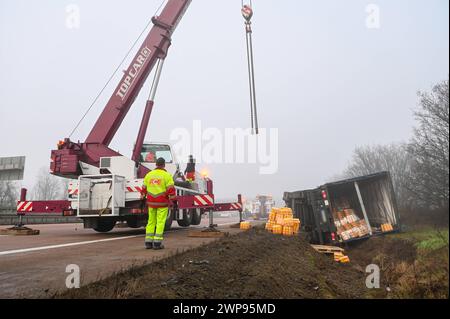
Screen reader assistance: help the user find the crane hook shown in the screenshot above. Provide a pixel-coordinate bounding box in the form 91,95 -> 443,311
242,4 -> 253,22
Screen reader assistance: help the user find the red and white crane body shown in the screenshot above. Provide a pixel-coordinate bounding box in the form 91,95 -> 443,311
17,0 -> 246,232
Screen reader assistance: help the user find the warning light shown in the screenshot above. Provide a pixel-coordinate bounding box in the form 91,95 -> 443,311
321,190 -> 327,200
201,169 -> 209,178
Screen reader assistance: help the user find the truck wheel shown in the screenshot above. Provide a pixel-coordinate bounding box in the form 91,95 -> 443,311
93,219 -> 116,233
165,209 -> 174,230
191,209 -> 202,226
177,209 -> 193,227
126,217 -> 142,229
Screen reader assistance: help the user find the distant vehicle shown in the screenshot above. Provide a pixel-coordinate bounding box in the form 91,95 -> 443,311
283,171 -> 400,245
252,195 -> 275,219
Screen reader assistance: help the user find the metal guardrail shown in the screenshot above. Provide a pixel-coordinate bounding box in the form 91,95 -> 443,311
0,213 -> 82,226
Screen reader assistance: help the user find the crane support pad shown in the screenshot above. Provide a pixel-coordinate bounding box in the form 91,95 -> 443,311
0,226 -> 40,236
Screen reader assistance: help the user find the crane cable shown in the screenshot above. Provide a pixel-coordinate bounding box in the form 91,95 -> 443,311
242,0 -> 259,134
68,0 -> 166,139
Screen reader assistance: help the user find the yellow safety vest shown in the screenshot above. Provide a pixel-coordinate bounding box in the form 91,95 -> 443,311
142,168 -> 175,208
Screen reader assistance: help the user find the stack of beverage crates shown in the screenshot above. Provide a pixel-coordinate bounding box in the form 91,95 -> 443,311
332,209 -> 370,241
265,207 -> 301,236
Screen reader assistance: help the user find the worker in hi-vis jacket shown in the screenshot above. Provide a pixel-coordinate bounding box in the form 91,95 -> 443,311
141,157 -> 176,250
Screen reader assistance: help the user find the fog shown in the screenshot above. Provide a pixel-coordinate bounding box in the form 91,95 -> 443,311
0,0 -> 448,203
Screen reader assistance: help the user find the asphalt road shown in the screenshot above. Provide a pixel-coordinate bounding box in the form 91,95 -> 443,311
0,216 -> 251,298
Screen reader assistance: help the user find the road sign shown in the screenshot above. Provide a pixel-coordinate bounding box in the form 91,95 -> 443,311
0,156 -> 26,181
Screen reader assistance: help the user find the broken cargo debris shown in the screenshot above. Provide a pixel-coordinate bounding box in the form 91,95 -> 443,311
311,245 -> 351,263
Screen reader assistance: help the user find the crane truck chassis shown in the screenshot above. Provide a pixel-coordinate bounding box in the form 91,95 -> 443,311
16,0 -> 249,232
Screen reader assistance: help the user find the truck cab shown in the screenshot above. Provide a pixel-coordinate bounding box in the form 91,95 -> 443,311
139,143 -> 179,176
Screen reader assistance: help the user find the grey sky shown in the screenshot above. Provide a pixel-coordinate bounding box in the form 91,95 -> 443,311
0,0 -> 448,203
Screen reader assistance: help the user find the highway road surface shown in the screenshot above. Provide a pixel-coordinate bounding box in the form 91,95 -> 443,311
0,216 -> 253,298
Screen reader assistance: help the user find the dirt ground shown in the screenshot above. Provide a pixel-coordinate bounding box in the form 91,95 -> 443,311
58,227 -> 367,299
58,226 -> 448,299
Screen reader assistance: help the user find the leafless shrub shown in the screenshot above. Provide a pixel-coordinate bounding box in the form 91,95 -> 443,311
0,181 -> 19,208
408,79 -> 449,209
343,143 -> 415,208
31,166 -> 68,200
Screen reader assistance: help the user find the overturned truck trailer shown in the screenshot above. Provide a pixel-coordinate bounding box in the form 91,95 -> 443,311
283,171 -> 400,245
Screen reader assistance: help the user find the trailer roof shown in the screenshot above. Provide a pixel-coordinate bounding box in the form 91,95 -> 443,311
324,171 -> 390,188
284,171 -> 392,198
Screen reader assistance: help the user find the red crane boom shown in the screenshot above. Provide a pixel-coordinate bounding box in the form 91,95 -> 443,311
51,0 -> 192,178
86,0 -> 191,145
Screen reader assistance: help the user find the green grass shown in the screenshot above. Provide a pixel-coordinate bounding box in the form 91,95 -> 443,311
392,227 -> 449,252
415,231 -> 449,251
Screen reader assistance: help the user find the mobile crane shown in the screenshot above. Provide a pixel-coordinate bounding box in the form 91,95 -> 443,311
16,0 -> 259,232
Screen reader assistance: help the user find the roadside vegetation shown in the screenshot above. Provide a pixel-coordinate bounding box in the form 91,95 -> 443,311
349,226 -> 449,299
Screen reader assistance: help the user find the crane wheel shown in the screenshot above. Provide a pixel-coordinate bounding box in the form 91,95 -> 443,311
177,209 -> 193,227
191,209 -> 202,226
93,219 -> 116,233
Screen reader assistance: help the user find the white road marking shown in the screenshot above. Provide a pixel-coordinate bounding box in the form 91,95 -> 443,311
0,235 -> 144,257
217,222 -> 240,226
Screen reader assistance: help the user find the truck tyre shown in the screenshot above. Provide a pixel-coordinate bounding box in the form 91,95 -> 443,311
126,217 -> 142,229
177,209 -> 193,227
93,219 -> 116,233
191,209 -> 202,226
165,209 -> 174,230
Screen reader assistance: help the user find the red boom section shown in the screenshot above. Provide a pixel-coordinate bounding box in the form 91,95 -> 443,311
50,0 -> 192,178
86,0 -> 192,146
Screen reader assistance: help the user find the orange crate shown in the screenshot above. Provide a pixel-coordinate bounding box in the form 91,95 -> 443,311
272,225 -> 283,235
240,222 -> 251,230
282,226 -> 294,236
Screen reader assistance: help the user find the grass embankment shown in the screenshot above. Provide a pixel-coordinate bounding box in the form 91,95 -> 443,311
392,228 -> 448,299
350,227 -> 449,299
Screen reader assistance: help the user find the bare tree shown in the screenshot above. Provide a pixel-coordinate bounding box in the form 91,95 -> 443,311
343,143 -> 414,208
408,79 -> 449,209
0,181 -> 19,208
32,167 -> 67,200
